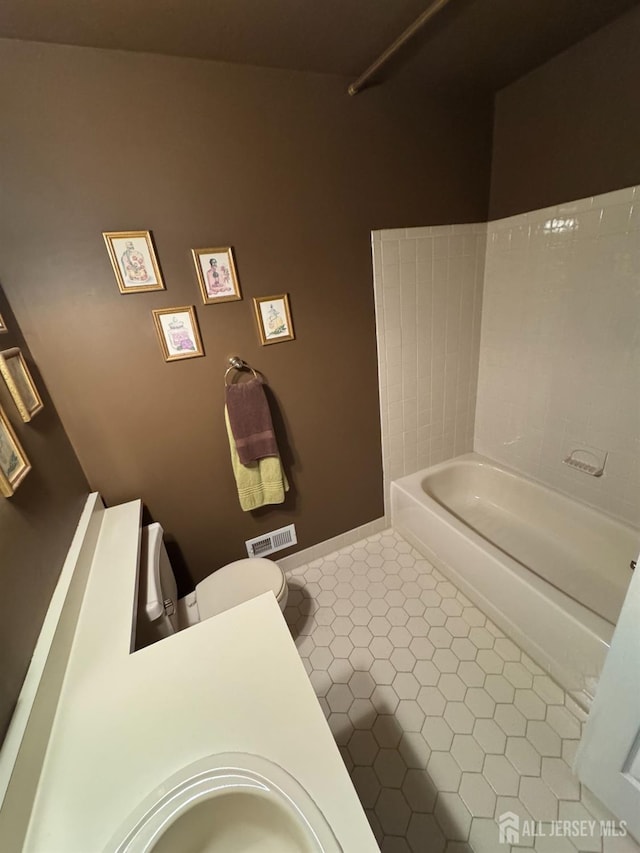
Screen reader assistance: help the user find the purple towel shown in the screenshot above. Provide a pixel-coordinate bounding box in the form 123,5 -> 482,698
225,378 -> 279,464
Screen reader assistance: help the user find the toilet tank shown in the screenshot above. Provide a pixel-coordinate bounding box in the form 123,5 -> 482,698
136,522 -> 180,649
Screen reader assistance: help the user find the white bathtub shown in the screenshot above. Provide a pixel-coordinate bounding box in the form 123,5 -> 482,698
391,453 -> 639,709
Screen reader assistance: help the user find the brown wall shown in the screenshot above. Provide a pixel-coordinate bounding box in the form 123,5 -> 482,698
0,287 -> 88,739
0,39 -> 493,585
489,4 -> 640,220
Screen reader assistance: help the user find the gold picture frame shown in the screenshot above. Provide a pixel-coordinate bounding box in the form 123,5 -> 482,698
103,230 -> 165,294
191,247 -> 242,304
0,348 -> 44,422
0,404 -> 31,497
0,313 -> 7,333
152,306 -> 205,362
253,294 -> 295,345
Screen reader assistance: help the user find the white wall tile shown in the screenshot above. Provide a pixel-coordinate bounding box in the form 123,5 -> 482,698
373,186 -> 638,528
372,224 -> 486,514
475,184 -> 640,526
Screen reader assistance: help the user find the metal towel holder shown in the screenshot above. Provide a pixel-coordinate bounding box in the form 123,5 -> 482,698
224,356 -> 258,386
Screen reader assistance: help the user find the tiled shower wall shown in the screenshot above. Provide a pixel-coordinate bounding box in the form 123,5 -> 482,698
475,186 -> 640,527
372,225 -> 486,512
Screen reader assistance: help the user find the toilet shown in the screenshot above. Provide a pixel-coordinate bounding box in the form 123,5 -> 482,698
137,522 -> 288,647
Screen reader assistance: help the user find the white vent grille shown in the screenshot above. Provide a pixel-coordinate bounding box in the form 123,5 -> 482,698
245,524 -> 297,558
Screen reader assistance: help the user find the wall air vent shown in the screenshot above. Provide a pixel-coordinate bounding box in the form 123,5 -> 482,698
245,524 -> 297,558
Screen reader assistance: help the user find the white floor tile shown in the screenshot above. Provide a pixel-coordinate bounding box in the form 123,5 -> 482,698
282,528 -> 637,852
459,772 -> 497,818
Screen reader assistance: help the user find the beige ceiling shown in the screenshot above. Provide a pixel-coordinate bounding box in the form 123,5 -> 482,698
0,0 -> 638,93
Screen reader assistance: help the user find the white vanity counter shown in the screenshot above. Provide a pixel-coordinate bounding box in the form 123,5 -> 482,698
17,500 -> 378,852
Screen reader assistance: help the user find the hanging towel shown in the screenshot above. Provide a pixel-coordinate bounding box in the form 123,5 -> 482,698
225,377 -> 279,465
225,407 -> 289,511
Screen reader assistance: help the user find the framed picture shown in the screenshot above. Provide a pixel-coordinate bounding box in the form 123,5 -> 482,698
152,306 -> 204,362
0,405 -> 31,497
253,294 -> 295,345
191,247 -> 241,304
0,348 -> 44,422
0,313 -> 7,333
103,230 -> 165,294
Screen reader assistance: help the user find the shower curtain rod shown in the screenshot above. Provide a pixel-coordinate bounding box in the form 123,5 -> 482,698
347,0 -> 453,96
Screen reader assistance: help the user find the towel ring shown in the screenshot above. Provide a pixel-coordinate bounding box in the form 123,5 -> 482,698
224,356 -> 259,386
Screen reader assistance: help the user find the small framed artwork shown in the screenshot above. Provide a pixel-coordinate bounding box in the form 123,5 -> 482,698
152,306 -> 204,362
253,294 -> 295,345
0,348 -> 44,422
103,230 -> 165,294
0,405 -> 31,497
191,247 -> 241,304
0,313 -> 7,333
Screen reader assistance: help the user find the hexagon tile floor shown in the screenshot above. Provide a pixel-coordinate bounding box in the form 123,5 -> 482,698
283,529 -> 639,853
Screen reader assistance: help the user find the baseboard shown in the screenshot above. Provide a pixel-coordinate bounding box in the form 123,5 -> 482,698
277,517 -> 387,573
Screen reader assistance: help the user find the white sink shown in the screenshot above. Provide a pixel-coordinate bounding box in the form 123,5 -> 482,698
106,752 -> 343,852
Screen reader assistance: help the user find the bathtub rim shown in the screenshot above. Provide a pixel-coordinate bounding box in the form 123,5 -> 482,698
391,451 -> 621,710
417,451 -> 638,541
396,451 -> 633,633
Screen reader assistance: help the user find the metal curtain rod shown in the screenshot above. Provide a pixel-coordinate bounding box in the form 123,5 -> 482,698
347,0 -> 454,96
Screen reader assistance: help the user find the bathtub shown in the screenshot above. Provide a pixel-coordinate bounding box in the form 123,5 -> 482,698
391,452 -> 639,709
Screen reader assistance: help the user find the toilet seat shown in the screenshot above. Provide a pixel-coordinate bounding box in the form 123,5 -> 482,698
196,558 -> 287,619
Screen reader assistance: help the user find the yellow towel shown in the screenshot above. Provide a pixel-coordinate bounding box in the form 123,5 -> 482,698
225,407 -> 289,511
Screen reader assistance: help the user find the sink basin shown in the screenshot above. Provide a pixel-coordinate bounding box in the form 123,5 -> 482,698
106,752 -> 343,852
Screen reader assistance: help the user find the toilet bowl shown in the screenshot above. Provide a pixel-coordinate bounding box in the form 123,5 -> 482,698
137,522 -> 288,647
